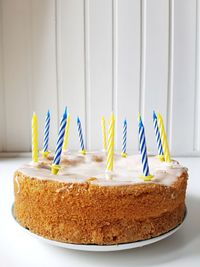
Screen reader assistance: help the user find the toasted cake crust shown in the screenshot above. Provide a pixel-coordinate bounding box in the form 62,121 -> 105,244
13,170 -> 187,245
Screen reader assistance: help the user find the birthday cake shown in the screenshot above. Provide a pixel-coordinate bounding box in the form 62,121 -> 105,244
13,109 -> 188,245
13,152 -> 188,245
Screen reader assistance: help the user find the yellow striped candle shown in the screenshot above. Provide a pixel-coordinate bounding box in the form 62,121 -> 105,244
101,116 -> 107,151
106,113 -> 115,172
62,113 -> 70,151
32,112 -> 38,163
157,113 -> 171,163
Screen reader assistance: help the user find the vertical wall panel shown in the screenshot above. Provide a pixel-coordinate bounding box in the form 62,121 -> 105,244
169,0 -> 196,154
57,0 -> 85,150
115,0 -> 140,152
1,0 -> 31,151
30,0 -> 58,151
85,0 -> 113,150
141,0 -> 169,153
0,0 -> 4,151
195,0 -> 200,152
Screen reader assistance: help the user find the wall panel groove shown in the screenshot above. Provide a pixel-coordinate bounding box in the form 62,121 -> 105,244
194,0 -> 200,151
0,0 -> 5,151
113,0 -> 117,145
84,0 -> 90,149
167,0 -> 173,150
140,0 -> 146,121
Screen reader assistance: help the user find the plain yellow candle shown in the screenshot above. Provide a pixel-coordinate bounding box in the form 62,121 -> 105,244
32,112 -> 38,163
157,113 -> 171,163
62,113 -> 70,151
101,116 -> 107,151
106,113 -> 115,172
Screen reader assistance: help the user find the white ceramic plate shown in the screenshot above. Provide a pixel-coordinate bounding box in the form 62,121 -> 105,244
12,206 -> 187,252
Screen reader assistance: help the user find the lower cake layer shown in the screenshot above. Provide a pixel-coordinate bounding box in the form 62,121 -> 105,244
13,171 -> 187,245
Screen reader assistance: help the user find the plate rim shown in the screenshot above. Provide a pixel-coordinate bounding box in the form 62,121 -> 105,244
11,205 -> 187,252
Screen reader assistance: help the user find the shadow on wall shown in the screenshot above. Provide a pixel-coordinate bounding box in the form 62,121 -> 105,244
44,194 -> 200,266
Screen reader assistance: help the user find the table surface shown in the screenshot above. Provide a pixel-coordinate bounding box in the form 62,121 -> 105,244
0,157 -> 199,267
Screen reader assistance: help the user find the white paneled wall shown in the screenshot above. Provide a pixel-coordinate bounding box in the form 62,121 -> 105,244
0,0 -> 199,155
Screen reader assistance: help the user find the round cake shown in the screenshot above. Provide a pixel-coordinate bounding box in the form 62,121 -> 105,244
13,152 -> 188,245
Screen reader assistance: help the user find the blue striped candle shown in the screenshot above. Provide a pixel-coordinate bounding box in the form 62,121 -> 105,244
42,110 -> 50,156
77,116 -> 86,154
121,119 -> 127,157
51,108 -> 67,174
153,111 -> 164,157
138,115 -> 152,180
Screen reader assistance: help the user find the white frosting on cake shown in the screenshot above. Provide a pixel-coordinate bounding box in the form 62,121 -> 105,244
15,152 -> 187,187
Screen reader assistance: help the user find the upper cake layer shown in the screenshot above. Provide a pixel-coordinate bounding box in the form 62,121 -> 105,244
15,152 -> 188,187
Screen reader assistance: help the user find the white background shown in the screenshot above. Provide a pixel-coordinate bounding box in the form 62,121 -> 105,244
0,0 -> 199,156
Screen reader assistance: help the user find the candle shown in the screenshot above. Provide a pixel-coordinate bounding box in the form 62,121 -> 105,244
157,113 -> 171,163
77,116 -> 86,154
101,116 -> 107,151
62,113 -> 70,151
153,111 -> 164,160
32,112 -> 38,163
51,108 -> 67,174
42,110 -> 50,157
138,114 -> 152,181
106,112 -> 115,173
121,119 -> 127,157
